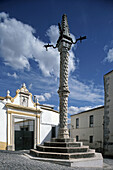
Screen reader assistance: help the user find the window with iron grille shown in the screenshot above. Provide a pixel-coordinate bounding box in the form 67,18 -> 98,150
76,118 -> 79,129
89,115 -> 94,127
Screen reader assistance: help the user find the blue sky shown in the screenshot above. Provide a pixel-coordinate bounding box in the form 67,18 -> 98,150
0,0 -> 113,116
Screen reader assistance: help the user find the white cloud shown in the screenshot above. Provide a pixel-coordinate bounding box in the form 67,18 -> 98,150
69,77 -> 104,103
67,118 -> 71,124
103,45 -> 108,52
44,93 -> 51,100
0,12 -> 76,77
104,48 -> 113,62
28,83 -> 32,90
0,12 -> 8,20
36,95 -> 45,102
7,72 -> 18,79
35,92 -> 51,102
46,25 -> 59,45
68,105 -> 102,115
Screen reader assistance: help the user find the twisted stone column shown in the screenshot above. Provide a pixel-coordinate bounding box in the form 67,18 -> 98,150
57,14 -> 72,139
58,47 -> 70,138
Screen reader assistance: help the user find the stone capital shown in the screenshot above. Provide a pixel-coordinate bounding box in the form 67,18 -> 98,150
58,41 -> 72,52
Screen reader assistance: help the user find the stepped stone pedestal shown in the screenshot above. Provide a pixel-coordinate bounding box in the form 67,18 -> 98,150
30,138 -> 103,168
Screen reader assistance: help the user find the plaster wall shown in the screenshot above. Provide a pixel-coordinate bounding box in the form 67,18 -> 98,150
13,94 -> 20,105
40,124 -> 52,144
41,109 -> 59,125
0,101 -> 7,143
71,107 -> 104,151
28,95 -> 34,107
40,109 -> 59,144
13,93 -> 34,108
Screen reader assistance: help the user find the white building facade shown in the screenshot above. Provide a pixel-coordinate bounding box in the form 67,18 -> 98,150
0,83 -> 59,151
71,70 -> 113,157
71,106 -> 104,152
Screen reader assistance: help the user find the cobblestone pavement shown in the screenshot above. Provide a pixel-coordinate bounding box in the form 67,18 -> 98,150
0,150 -> 113,170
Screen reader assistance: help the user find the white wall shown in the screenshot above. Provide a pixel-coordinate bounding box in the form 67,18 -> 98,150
41,109 -> 59,125
13,93 -> 20,105
0,101 -> 7,143
40,109 -> 59,144
12,91 -> 34,108
40,124 -> 52,144
71,107 -> 104,150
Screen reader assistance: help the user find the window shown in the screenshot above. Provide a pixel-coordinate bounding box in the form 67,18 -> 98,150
89,115 -> 94,127
76,118 -> 79,129
89,136 -> 93,143
76,135 -> 79,141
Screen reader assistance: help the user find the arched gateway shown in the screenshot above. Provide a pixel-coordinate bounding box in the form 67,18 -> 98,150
0,83 -> 59,151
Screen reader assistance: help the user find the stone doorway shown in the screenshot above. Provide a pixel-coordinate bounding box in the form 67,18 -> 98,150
14,118 -> 34,150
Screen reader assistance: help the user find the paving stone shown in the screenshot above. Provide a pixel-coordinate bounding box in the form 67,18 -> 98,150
0,150 -> 113,170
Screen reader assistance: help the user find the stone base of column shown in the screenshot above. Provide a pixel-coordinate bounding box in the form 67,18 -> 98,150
57,127 -> 69,139
29,137 -> 103,168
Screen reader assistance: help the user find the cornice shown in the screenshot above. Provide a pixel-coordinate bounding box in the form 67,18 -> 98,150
71,106 -> 104,117
7,110 -> 40,118
0,96 -> 5,100
29,93 -> 38,106
6,103 -> 41,113
11,89 -> 20,103
104,70 -> 113,77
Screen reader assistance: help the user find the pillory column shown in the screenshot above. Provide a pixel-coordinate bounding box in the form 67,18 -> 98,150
44,14 -> 86,139
57,14 -> 73,138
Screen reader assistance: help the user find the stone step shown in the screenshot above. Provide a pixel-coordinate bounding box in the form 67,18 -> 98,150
37,145 -> 89,153
44,141 -> 83,147
30,149 -> 95,160
51,138 -> 76,143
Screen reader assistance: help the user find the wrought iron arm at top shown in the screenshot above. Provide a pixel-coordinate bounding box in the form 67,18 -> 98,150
44,43 -> 57,51
72,36 -> 86,44
44,36 -> 86,51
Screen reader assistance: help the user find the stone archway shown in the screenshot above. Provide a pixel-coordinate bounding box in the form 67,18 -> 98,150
14,117 -> 35,150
